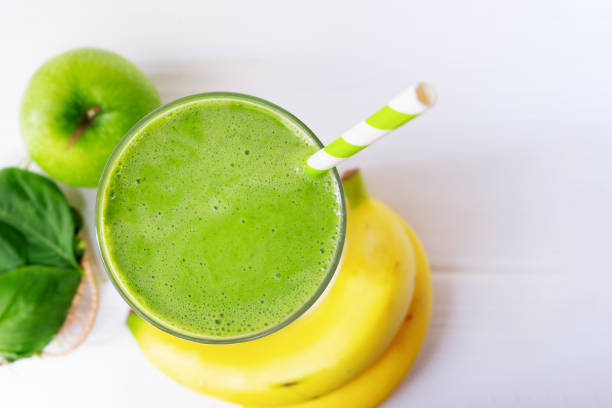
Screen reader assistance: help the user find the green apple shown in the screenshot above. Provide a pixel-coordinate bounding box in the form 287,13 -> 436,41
20,48 -> 160,187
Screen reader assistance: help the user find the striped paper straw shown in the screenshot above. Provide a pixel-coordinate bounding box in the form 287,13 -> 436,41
305,83 -> 437,177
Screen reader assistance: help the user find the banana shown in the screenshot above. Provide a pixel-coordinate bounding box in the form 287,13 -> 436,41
248,218 -> 432,408
127,169 -> 418,406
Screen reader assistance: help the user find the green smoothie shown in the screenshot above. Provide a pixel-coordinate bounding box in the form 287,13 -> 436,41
98,94 -> 344,341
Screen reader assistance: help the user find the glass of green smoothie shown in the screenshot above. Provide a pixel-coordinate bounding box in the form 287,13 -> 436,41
96,93 -> 346,343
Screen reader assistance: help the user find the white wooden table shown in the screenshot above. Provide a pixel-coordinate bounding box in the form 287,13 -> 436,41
2,0 -> 612,406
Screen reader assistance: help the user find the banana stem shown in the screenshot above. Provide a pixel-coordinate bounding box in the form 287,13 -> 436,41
342,169 -> 369,208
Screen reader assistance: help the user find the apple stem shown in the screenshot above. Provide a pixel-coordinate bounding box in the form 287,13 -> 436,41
66,105 -> 101,150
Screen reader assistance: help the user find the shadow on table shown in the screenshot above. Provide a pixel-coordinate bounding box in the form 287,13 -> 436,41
382,274 -> 450,407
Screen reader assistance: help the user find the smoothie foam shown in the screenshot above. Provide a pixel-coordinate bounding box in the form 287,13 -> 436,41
99,95 -> 344,339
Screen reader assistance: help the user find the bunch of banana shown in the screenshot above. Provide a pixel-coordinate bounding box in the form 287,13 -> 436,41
128,169 -> 432,407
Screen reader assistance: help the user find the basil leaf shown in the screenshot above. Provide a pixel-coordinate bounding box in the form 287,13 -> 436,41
70,206 -> 83,234
0,222 -> 27,274
0,168 -> 77,268
70,207 -> 85,261
0,265 -> 81,362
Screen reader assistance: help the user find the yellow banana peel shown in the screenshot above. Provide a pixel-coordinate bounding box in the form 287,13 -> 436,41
128,170 -> 431,407
248,218 -> 432,408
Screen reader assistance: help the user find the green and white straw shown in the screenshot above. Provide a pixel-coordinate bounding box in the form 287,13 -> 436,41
305,83 -> 437,177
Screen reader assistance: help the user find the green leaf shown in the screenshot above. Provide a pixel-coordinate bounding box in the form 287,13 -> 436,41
73,236 -> 85,262
70,206 -> 85,261
70,206 -> 83,234
0,222 -> 27,274
0,168 -> 77,268
0,265 -> 81,362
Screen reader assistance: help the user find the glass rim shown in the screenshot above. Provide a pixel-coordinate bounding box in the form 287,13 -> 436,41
95,92 -> 347,344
